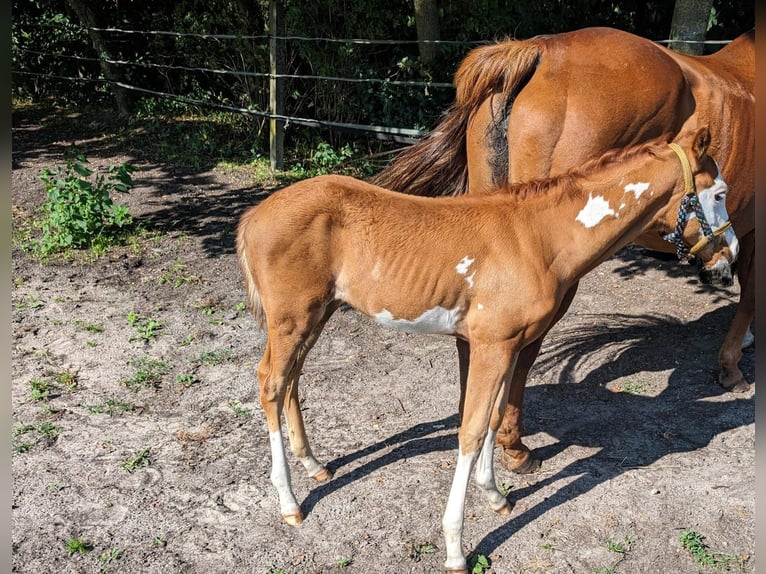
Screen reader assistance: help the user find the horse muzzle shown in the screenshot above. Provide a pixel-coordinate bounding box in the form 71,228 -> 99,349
697,257 -> 734,287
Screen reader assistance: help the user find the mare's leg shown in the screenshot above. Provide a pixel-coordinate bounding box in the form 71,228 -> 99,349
283,303 -> 339,481
474,353 -> 518,514
443,342 -> 516,573
718,230 -> 754,392
495,284 -> 579,473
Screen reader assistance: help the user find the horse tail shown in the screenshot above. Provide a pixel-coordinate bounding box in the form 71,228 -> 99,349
369,107 -> 472,197
453,37 -> 541,112
236,209 -> 266,331
371,38 -> 541,197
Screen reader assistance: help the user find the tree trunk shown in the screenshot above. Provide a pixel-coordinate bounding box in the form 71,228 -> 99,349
413,0 -> 440,65
66,0 -> 135,115
668,0 -> 714,55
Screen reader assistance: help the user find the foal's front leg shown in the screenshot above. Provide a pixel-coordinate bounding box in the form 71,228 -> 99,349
443,343 -> 516,573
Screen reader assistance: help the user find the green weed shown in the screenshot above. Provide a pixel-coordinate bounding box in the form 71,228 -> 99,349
334,556 -> 352,567
196,348 -> 233,366
229,400 -> 251,417
128,313 -> 163,342
469,553 -> 491,573
33,150 -> 135,257
408,543 -> 437,561
87,398 -> 135,416
679,528 -> 736,570
122,448 -> 152,472
122,356 -> 169,390
65,536 -> 93,555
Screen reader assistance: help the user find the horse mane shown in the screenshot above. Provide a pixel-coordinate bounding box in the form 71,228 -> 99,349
501,135 -> 672,201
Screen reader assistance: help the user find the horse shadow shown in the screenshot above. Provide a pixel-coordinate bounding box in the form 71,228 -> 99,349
297,303 -> 754,551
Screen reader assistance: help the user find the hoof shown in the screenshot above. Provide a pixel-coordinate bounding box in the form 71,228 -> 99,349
445,568 -> 468,574
282,511 -> 304,526
312,467 -> 333,482
719,371 -> 749,394
501,450 -> 542,474
494,500 -> 511,515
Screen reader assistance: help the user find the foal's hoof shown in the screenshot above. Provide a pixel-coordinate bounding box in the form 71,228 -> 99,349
445,568 -> 468,574
282,511 -> 304,526
501,450 -> 542,474
312,467 -> 333,482
494,500 -> 512,515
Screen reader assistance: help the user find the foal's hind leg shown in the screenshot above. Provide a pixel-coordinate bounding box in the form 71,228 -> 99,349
259,305 -> 333,525
282,304 -> 339,482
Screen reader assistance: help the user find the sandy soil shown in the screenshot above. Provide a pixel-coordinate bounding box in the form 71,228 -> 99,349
11,105 -> 754,574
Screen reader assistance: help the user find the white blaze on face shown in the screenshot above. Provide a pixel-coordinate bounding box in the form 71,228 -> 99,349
374,306 -> 462,335
624,181 -> 650,200
576,193 -> 616,228
695,164 -> 739,260
455,256 -> 476,287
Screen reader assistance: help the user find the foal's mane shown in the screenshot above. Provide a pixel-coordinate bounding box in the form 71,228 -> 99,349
502,135 -> 672,201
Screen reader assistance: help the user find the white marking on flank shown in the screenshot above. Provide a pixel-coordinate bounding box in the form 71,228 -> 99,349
576,193 -> 616,228
456,256 -> 474,275
456,256 -> 476,288
624,181 -> 650,199
375,306 -> 462,335
477,303 -> 484,310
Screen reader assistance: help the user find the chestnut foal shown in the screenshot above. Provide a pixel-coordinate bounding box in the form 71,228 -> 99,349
236,126 -> 732,573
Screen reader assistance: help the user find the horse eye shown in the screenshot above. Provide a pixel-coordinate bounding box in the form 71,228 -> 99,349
715,192 -> 725,202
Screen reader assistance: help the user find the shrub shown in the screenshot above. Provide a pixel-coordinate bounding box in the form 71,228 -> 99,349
33,150 -> 135,257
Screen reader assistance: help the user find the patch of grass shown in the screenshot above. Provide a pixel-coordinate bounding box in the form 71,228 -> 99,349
196,348 -> 233,367
122,356 -> 170,390
620,380 -> 646,394
13,420 -> 62,452
334,556 -> 352,568
16,292 -> 44,311
97,548 -> 122,564
679,528 -> 737,570
87,398 -> 135,416
29,378 -> 53,401
605,534 -> 636,554
65,536 -> 93,555
127,312 -> 164,342
73,318 -> 104,333
122,448 -> 152,473
229,400 -> 251,417
157,259 -> 197,287
53,368 -> 78,392
408,543 -> 437,561
175,373 -> 199,389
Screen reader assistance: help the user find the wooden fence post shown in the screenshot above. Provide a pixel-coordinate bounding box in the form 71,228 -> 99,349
269,0 -> 284,170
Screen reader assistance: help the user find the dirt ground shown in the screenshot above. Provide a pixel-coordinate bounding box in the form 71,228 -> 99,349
11,106 -> 754,574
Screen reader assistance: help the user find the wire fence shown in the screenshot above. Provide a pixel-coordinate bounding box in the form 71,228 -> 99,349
13,23 -> 735,148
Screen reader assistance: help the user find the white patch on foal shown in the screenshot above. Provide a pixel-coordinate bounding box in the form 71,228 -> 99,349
375,306 -> 462,335
576,193 -> 616,228
456,256 -> 476,288
624,181 -> 650,200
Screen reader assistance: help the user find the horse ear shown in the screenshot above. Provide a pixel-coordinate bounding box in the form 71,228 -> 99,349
692,125 -> 711,158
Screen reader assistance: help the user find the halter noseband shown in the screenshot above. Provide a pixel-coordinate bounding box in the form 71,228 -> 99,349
662,142 -> 732,260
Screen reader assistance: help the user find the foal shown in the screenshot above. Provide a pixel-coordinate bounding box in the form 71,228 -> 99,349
236,126 -> 729,573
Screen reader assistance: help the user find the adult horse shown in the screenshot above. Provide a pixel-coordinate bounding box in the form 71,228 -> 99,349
370,26 -> 755,474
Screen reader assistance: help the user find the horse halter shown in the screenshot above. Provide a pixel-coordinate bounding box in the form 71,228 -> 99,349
662,142 -> 732,260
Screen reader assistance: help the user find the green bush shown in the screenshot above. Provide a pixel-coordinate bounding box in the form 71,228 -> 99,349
34,151 -> 135,257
